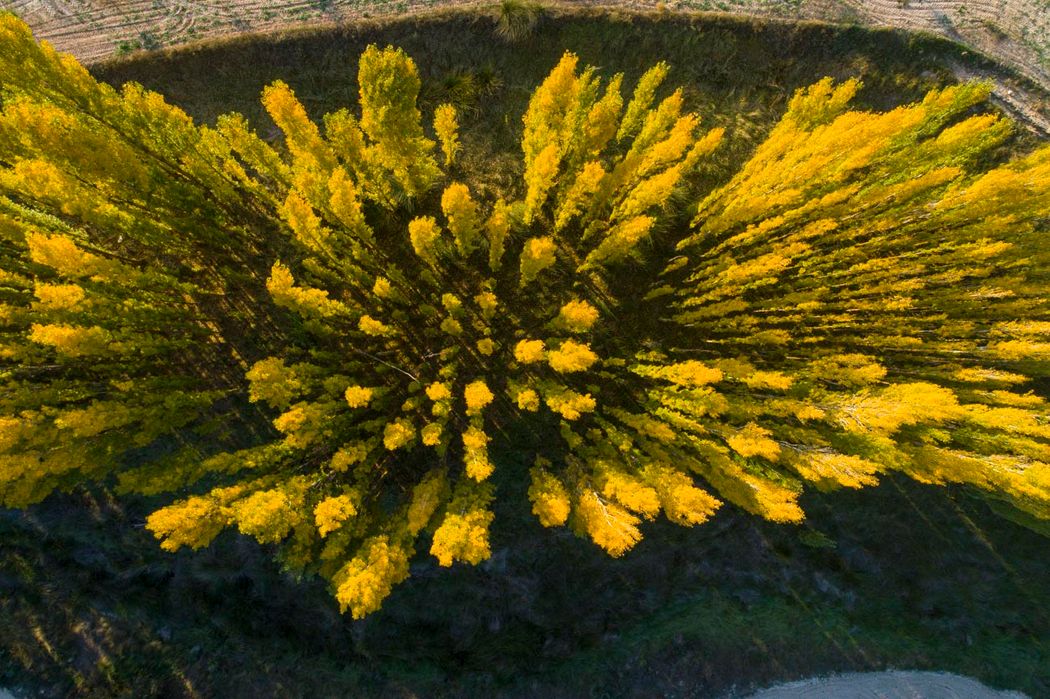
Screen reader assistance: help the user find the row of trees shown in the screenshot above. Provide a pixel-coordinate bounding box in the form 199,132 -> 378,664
0,12 -> 1047,617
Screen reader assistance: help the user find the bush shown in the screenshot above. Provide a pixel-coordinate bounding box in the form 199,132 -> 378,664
495,0 -> 542,42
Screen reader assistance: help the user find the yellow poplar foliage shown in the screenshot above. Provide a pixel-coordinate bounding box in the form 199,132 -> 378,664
519,236 -> 557,286
556,299 -> 600,332
516,388 -> 541,412
515,339 -> 546,364
334,536 -> 411,619
617,62 -> 669,142
247,358 -> 305,409
727,423 -> 781,461
328,167 -> 371,239
598,466 -> 661,519
383,419 -> 415,450
543,388 -> 596,420
433,103 -> 460,167
54,402 -> 136,438
421,423 -> 443,446
790,452 -> 882,491
407,470 -> 446,534
146,496 -> 228,552
462,425 -> 494,481
34,283 -> 85,310
344,385 -> 374,408
430,492 -> 495,566
267,262 -> 348,318
358,314 -> 392,336
554,161 -> 605,232
485,200 -> 510,270
464,380 -> 494,415
547,340 -> 599,373
314,494 -> 358,537
28,323 -> 110,356
528,465 -> 572,526
643,465 -> 720,526
574,490 -> 643,557
355,45 -> 440,201
0,15 -> 1047,618
426,381 -> 451,401
442,182 -> 481,254
408,215 -> 442,265
25,233 -> 116,279
231,484 -> 304,544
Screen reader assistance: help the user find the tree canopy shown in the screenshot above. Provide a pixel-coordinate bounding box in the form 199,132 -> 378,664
0,13 -> 1047,618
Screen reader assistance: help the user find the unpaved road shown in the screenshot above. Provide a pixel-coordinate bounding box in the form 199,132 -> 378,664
833,0 -> 1049,88
2,0 -> 1048,92
744,670 -> 1027,699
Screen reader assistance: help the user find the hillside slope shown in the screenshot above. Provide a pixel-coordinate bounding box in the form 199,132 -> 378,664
3,0 -> 1048,93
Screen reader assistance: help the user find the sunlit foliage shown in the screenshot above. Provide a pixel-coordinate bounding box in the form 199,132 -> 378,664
0,13 -> 1047,616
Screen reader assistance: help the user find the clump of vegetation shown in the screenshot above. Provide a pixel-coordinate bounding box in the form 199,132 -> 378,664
0,12 -> 1047,620
494,0 -> 543,43
435,65 -> 504,115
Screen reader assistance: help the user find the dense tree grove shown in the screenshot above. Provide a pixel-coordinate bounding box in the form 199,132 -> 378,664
0,13 -> 1047,617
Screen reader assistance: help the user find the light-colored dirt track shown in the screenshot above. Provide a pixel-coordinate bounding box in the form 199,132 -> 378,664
838,0 -> 1049,86
1,0 -> 485,63
743,670 -> 1028,699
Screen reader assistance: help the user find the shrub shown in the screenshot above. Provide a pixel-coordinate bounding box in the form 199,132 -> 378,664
495,0 -> 542,42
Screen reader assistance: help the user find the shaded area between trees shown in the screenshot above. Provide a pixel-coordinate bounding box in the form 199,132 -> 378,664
1,470 -> 1048,697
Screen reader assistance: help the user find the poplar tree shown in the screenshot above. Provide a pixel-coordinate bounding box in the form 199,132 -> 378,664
0,13 -> 1047,617
0,14 -> 281,506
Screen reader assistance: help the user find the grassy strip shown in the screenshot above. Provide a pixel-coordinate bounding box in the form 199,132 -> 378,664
537,587 -> 1048,697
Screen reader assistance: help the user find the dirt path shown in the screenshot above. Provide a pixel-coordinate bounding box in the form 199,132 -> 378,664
744,670 -> 1028,699
0,0 -> 486,63
833,0 -> 1050,135
835,0 -> 1049,87
951,61 -> 1050,134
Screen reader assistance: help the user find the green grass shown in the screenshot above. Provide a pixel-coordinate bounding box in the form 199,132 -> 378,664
1,8 -> 1048,698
